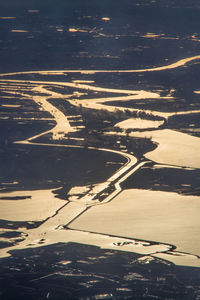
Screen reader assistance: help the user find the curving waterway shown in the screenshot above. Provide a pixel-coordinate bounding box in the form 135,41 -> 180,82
0,55 -> 200,267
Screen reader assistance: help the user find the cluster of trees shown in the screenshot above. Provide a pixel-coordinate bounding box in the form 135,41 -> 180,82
45,99 -> 158,158
76,105 -> 163,131
83,130 -> 156,158
67,105 -> 158,157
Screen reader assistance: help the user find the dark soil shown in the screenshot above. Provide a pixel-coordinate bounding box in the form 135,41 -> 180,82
0,242 -> 200,300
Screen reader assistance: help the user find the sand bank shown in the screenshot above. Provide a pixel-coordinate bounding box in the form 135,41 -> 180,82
115,118 -> 164,130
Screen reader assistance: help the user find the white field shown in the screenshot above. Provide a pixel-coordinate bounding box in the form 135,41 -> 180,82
70,188 -> 200,266
0,189 -> 66,221
131,129 -> 200,169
